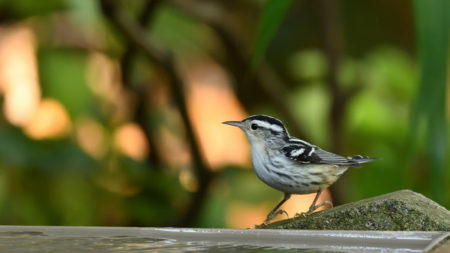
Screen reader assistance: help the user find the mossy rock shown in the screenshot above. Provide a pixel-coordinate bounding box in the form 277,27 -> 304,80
260,190 -> 450,231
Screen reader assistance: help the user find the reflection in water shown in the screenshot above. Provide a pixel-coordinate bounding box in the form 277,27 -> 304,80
0,231 -> 327,252
0,226 -> 443,253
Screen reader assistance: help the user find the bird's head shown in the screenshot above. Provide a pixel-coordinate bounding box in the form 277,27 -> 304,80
223,115 -> 288,145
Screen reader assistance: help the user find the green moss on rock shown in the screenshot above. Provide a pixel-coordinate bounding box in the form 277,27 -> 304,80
260,190 -> 450,231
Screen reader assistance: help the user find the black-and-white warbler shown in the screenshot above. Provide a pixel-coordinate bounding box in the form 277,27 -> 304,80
223,115 -> 379,224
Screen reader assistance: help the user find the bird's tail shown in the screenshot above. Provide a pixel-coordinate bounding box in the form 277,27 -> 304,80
348,155 -> 380,167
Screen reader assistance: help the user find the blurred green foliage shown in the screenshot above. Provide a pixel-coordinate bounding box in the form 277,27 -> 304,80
251,0 -> 293,67
411,0 -> 449,203
0,0 -> 448,228
38,49 -> 92,117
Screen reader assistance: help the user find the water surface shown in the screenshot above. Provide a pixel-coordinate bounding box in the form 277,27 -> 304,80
0,226 -> 447,252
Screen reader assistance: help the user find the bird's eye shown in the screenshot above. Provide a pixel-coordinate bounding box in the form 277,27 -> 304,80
251,124 -> 258,130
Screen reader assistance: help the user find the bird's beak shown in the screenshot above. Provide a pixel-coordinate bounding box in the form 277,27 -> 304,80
222,120 -> 244,128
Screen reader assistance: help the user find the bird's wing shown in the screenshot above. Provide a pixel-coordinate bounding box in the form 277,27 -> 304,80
282,137 -> 360,166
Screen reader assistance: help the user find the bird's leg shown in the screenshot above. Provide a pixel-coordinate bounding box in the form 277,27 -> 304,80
263,193 -> 291,224
294,190 -> 333,218
307,189 -> 333,213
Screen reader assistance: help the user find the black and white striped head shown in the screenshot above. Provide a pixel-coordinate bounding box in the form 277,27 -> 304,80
223,115 -> 288,144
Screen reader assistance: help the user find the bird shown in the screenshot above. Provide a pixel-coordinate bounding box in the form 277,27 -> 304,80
223,114 -> 379,224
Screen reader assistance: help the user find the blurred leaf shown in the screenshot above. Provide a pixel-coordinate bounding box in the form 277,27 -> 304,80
348,91 -> 396,136
290,84 -> 330,147
50,172 -> 95,225
0,125 -> 95,173
38,48 -> 92,118
0,171 -> 7,210
411,0 -> 449,203
224,167 -> 279,204
337,58 -> 359,89
199,191 -> 227,228
3,0 -> 66,19
364,47 -> 417,101
289,49 -> 327,81
66,0 -> 101,26
152,6 -> 216,60
251,0 -> 293,67
347,89 -> 411,157
126,169 -> 186,226
11,195 -> 50,225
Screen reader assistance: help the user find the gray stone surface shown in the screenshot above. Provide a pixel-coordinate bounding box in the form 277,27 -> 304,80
0,226 -> 447,252
260,190 -> 450,231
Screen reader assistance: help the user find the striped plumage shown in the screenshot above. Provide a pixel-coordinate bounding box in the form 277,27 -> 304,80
223,114 -> 378,224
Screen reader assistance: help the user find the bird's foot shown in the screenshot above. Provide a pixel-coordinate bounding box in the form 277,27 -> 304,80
294,212 -> 308,218
308,200 -> 333,213
294,200 -> 333,219
257,209 -> 289,226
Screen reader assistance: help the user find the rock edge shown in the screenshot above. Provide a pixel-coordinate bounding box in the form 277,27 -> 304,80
259,190 -> 450,231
